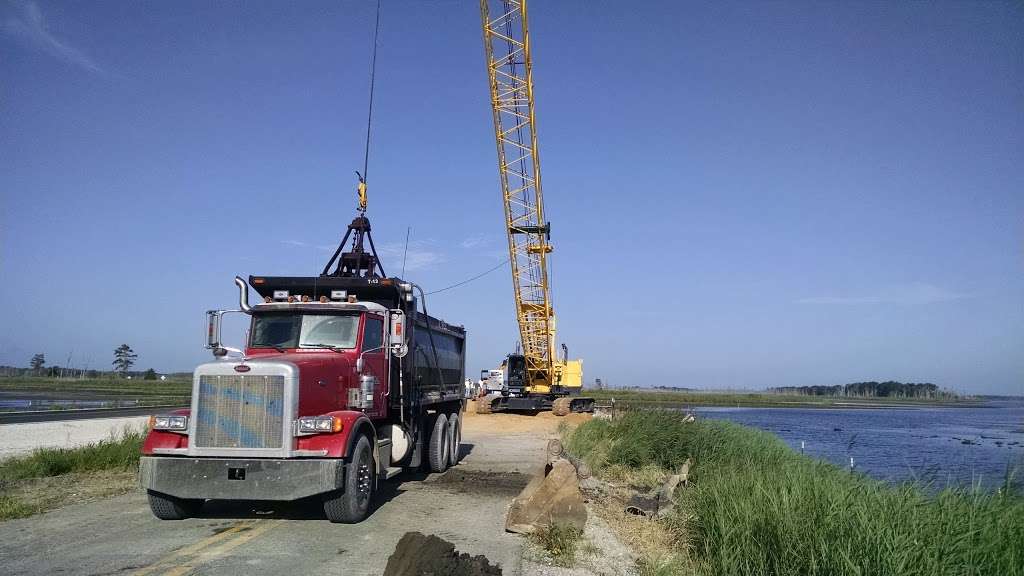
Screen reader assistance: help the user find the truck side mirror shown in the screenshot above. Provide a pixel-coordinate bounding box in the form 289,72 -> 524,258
355,357 -> 364,373
206,309 -> 244,359
388,309 -> 409,358
206,310 -> 222,349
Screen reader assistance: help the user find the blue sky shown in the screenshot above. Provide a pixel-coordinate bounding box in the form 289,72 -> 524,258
1,0 -> 1021,394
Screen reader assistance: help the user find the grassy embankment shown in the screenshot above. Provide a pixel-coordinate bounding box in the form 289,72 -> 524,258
0,427 -> 145,520
587,388 -> 980,409
566,410 -> 1024,576
0,377 -> 190,410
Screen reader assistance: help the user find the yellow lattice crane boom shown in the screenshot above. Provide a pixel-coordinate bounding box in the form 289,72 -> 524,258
479,0 -> 589,414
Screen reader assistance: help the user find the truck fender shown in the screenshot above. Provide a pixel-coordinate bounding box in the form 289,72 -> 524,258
327,411 -> 379,487
324,410 -> 376,462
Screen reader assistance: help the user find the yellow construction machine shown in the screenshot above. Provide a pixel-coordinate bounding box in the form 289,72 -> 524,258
477,0 -> 591,416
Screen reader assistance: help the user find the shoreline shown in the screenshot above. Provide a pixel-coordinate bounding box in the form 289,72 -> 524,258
598,397 -> 989,410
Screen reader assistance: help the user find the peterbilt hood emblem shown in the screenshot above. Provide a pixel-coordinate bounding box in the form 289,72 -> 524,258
234,364 -> 251,373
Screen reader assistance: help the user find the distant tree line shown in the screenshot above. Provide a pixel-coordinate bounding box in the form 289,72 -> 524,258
0,365 -> 174,380
0,344 -> 175,380
769,381 -> 958,399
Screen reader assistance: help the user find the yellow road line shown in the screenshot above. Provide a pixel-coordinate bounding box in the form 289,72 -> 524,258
190,520 -> 281,563
132,519 -> 272,576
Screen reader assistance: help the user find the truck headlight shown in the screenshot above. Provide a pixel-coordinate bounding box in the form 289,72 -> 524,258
296,416 -> 343,435
150,415 -> 188,432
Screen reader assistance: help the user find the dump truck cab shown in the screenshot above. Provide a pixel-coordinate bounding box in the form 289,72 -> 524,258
244,300 -> 391,421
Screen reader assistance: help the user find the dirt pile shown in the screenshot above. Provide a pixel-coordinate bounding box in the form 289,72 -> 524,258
383,531 -> 502,576
435,468 -> 531,497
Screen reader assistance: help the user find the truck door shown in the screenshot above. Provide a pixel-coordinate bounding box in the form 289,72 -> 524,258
360,314 -> 387,418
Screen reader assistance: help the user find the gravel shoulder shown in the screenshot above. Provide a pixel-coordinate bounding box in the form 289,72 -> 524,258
0,410 -> 632,576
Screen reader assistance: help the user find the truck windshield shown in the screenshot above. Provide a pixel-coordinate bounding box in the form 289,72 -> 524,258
250,314 -> 359,350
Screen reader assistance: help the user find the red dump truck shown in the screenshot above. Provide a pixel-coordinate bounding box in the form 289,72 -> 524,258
140,215 -> 466,523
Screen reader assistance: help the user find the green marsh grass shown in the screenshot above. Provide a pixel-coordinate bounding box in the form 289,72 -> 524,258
567,410 -> 1024,576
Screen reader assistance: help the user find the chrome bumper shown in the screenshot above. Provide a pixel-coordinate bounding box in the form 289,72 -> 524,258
139,456 -> 345,501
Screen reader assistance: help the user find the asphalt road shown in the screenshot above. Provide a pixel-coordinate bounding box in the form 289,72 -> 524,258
0,412 -> 552,576
0,406 -> 187,424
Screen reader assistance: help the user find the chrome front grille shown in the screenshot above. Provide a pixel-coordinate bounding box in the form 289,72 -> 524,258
194,374 -> 285,449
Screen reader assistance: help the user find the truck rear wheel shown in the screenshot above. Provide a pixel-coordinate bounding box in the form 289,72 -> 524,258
448,413 -> 462,467
323,434 -> 375,523
147,490 -> 202,520
428,413 -> 450,473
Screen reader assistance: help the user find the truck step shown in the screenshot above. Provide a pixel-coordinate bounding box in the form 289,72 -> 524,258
382,466 -> 403,480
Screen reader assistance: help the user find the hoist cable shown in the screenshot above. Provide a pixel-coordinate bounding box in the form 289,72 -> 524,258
361,0 -> 382,185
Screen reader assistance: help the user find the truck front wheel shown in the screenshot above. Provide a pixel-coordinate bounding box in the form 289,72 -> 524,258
428,413 -> 450,473
323,434 -> 375,523
147,490 -> 202,520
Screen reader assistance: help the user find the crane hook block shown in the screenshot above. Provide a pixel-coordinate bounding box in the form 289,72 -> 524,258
357,180 -> 368,212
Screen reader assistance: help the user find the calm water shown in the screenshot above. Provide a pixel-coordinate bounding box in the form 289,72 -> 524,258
695,399 -> 1024,491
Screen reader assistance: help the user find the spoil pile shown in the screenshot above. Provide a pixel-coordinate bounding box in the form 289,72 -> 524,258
383,531 -> 502,576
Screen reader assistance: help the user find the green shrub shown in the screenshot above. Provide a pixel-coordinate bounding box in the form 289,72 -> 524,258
531,523 -> 584,567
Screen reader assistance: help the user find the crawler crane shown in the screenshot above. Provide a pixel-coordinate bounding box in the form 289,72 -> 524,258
477,0 -> 592,415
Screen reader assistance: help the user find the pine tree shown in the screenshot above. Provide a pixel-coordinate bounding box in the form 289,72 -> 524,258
112,344 -> 138,377
30,353 -> 45,374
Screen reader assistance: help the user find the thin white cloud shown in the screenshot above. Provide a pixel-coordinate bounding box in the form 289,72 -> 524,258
797,283 -> 968,305
2,1 -> 104,74
379,241 -> 446,272
460,234 -> 495,250
280,240 -> 334,251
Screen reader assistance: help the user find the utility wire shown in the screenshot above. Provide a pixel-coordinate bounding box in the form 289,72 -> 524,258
426,258 -> 511,295
401,226 -> 410,278
361,0 -> 382,183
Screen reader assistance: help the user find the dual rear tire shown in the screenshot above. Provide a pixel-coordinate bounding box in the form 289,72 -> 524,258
428,411 -> 462,473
